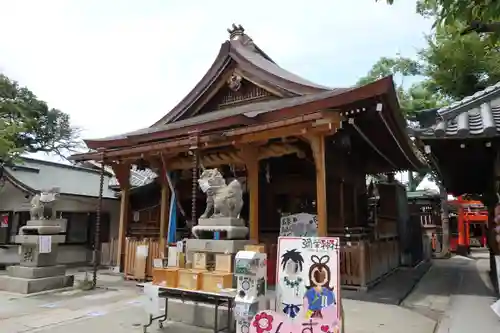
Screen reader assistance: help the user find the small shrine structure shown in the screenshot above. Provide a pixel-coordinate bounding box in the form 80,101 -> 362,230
71,25 -> 426,290
410,82 -> 500,292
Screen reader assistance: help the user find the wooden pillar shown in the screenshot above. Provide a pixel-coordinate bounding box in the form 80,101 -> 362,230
458,196 -> 465,246
112,163 -> 130,272
159,183 -> 170,256
457,195 -> 468,255
116,188 -> 130,271
353,186 -> 358,226
240,146 -> 260,243
340,180 -> 345,227
305,134 -> 328,237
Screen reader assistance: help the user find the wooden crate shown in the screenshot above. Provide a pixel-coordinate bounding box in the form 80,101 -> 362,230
178,269 -> 204,290
201,272 -> 233,293
215,254 -> 232,273
152,268 -> 179,287
244,244 -> 266,253
193,252 -> 207,270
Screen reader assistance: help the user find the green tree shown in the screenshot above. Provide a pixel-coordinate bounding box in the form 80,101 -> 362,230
420,23 -> 500,99
379,0 -> 500,26
356,56 -> 446,115
0,74 -> 80,162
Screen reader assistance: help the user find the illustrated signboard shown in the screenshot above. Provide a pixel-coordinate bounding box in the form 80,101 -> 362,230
249,236 -> 341,333
279,213 -> 318,237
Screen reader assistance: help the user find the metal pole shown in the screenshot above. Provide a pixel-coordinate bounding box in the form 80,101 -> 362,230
93,157 -> 105,288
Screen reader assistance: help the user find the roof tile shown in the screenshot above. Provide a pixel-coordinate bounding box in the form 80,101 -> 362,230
411,81 -> 500,138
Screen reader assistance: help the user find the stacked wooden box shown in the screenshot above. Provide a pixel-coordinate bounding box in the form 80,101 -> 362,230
152,245 -> 184,288
152,250 -> 234,292
178,252 -> 234,292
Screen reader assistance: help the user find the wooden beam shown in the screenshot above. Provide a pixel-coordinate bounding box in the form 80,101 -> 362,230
71,112 -> 333,162
232,122 -> 331,145
168,143 -> 306,170
240,145 -> 260,243
159,183 -> 170,256
304,134 -> 328,237
110,162 -> 131,191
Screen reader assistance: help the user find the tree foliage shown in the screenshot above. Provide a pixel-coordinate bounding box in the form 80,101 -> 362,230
379,0 -> 500,26
420,23 -> 500,98
356,56 -> 446,115
368,1 -> 500,111
0,74 -> 81,162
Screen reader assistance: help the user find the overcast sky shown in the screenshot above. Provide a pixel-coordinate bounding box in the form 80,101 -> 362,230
0,0 -> 431,148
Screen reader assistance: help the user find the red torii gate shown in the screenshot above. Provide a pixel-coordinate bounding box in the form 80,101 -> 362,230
449,196 -> 488,254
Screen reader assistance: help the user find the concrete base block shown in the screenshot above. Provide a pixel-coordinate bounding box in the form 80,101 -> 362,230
186,239 -> 253,254
192,225 -> 249,239
19,225 -> 63,235
19,244 -> 59,267
0,274 -> 74,294
197,217 -> 245,227
7,265 -> 66,279
26,219 -> 67,232
165,298 -> 233,330
14,234 -> 66,244
165,296 -> 271,330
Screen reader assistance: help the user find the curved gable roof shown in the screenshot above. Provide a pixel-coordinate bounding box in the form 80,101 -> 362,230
152,25 -> 331,126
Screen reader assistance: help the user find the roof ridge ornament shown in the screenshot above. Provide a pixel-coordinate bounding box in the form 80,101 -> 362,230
227,23 -> 245,40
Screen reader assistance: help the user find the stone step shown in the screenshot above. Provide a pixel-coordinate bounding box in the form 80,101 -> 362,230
0,274 -> 74,294
7,265 -> 66,279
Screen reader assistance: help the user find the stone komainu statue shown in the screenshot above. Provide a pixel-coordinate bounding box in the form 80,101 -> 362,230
198,168 -> 243,219
30,188 -> 60,220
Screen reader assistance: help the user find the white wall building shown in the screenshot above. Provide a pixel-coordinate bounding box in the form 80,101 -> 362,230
0,158 -> 120,265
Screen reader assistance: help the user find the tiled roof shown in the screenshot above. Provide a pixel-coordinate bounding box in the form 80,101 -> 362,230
438,81 -> 500,120
85,87 -> 350,143
5,157 -> 118,199
410,82 -> 500,139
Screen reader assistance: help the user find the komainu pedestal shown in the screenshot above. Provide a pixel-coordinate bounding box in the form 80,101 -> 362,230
0,189 -> 74,294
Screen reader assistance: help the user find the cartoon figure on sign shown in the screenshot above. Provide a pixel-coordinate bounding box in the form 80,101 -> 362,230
304,255 -> 336,319
279,249 -> 305,319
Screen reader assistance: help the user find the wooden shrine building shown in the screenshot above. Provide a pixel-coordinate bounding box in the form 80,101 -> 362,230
71,25 -> 426,288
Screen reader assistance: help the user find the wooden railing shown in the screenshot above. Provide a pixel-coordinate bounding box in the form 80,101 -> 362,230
112,234 -> 399,287
340,238 -> 399,290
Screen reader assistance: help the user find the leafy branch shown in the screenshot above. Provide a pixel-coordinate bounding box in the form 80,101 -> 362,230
0,74 -> 82,162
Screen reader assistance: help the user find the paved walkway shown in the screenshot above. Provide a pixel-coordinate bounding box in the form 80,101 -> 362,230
0,268 -> 436,333
403,249 -> 500,331
343,260 -> 431,305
